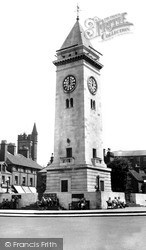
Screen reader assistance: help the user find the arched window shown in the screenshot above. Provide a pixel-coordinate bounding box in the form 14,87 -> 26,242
91,99 -> 93,109
90,99 -> 96,110
66,99 -> 69,108
93,100 -> 96,110
70,98 -> 73,107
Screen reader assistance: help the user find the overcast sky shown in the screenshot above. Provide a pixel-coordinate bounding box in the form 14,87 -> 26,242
0,0 -> 145,166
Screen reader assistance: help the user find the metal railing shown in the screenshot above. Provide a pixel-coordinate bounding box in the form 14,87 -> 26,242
60,157 -> 75,164
91,157 -> 102,166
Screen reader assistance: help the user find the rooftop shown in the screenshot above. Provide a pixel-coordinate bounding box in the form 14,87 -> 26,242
113,150 -> 146,157
6,152 -> 42,170
129,169 -> 146,182
60,20 -> 93,51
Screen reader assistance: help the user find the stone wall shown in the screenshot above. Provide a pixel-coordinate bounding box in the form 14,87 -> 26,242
46,167 -> 88,193
19,193 -> 38,208
56,191 -> 100,210
87,168 -> 111,192
46,166 -> 111,194
54,61 -> 85,166
0,193 -> 38,208
56,192 -> 72,209
84,192 -> 101,209
130,193 -> 146,206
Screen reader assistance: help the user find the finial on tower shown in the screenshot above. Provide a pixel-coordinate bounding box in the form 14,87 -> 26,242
76,3 -> 80,21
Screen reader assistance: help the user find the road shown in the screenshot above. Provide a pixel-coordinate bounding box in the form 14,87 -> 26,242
0,208 -> 146,250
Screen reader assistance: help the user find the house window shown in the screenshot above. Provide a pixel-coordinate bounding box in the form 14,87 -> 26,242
90,99 -> 92,109
2,176 -> 5,184
30,178 -> 33,186
100,180 -> 104,191
2,165 -> 5,172
66,148 -> 72,158
15,176 -> 18,185
93,148 -> 97,158
8,176 -> 10,185
61,180 -> 68,192
22,177 -> 26,186
136,157 -> 140,166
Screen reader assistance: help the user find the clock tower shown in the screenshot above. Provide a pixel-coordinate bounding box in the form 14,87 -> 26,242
46,17 -> 111,208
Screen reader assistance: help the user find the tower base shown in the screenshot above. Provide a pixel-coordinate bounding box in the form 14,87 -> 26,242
45,163 -> 111,209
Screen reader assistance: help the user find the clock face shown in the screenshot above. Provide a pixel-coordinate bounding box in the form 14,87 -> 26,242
87,76 -> 97,95
63,75 -> 76,93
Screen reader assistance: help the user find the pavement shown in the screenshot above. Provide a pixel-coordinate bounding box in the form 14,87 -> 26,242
0,206 -> 146,217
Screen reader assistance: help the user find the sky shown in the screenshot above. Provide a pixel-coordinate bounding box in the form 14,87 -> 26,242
0,0 -> 146,167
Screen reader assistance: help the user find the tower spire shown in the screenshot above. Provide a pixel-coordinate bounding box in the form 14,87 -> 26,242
32,122 -> 38,135
31,123 -> 38,162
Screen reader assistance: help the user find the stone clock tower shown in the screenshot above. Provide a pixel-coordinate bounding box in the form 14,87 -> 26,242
46,17 -> 111,208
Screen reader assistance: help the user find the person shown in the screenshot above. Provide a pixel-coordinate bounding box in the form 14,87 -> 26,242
107,197 -> 112,208
56,197 -> 59,207
117,197 -> 126,208
13,196 -> 17,209
15,196 -> 19,209
6,199 -> 10,209
47,197 -> 52,208
112,197 -> 118,208
1,198 -> 6,209
10,198 -> 15,209
41,196 -> 47,209
80,198 -> 86,210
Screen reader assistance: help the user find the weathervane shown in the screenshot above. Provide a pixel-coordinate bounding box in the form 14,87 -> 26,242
76,3 -> 80,21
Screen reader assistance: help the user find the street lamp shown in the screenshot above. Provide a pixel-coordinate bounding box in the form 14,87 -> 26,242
6,177 -> 9,193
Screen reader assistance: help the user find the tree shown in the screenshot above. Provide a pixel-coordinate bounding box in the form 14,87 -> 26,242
108,157 -> 132,192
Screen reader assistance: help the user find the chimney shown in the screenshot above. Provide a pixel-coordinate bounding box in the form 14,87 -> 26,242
0,140 -> 8,161
8,143 -> 16,155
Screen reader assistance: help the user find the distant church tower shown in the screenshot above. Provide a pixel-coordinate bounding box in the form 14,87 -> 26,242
31,123 -> 38,162
46,16 -> 111,207
18,123 -> 38,162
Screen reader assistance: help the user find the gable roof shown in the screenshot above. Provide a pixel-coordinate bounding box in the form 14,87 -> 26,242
6,152 -> 42,170
38,163 -> 52,173
129,169 -> 146,182
60,20 -> 93,50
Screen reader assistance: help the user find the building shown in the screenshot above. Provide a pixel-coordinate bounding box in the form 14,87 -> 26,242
37,154 -> 54,199
0,139 -> 42,194
128,169 -> 146,193
45,16 -> 111,209
113,150 -> 146,171
18,123 -> 38,162
113,150 -> 146,193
